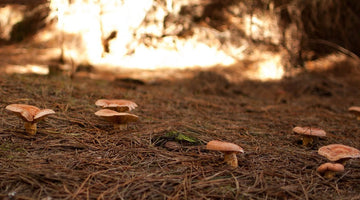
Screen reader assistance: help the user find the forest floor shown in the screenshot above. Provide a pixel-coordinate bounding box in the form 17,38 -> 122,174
0,45 -> 360,199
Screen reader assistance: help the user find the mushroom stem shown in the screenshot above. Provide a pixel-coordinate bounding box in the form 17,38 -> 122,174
114,123 -> 128,130
336,158 -> 350,166
115,107 -> 130,112
24,122 -> 37,135
224,152 -> 238,168
302,136 -> 314,146
323,171 -> 336,179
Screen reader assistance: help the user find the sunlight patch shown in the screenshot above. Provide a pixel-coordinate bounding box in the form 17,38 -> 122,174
245,54 -> 284,81
100,38 -> 236,70
5,64 -> 49,75
31,0 -> 286,80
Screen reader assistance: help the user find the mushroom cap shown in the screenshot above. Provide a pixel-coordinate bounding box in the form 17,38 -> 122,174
34,109 -> 56,122
206,140 -> 244,153
348,106 -> 360,116
5,104 -> 55,122
293,126 -> 326,137
317,162 -> 344,173
318,144 -> 360,161
95,99 -> 138,111
95,109 -> 139,123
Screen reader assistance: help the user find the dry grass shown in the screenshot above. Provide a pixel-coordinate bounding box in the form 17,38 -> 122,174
0,61 -> 360,200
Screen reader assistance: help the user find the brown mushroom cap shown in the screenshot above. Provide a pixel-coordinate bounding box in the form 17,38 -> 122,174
95,109 -> 139,123
317,162 -> 344,173
5,104 -> 55,122
293,126 -> 326,137
206,140 -> 244,153
318,144 -> 360,162
34,109 -> 56,122
95,99 -> 138,111
348,106 -> 360,116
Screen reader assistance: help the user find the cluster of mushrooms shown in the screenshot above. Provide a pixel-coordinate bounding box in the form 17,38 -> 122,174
94,99 -> 139,130
206,106 -> 360,170
292,106 -> 360,179
5,99 -> 139,135
4,102 -> 360,173
4,101 -> 244,168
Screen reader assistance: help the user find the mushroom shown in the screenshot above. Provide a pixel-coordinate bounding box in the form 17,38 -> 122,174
348,106 -> 360,120
317,162 -> 344,179
95,99 -> 138,112
293,126 -> 326,146
5,104 -> 55,135
164,141 -> 182,151
318,144 -> 360,165
95,109 -> 138,130
206,140 -> 244,168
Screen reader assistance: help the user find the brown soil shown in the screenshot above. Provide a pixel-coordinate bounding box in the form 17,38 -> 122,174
1,47 -> 360,199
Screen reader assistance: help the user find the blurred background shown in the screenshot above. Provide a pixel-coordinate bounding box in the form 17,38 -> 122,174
0,0 -> 359,81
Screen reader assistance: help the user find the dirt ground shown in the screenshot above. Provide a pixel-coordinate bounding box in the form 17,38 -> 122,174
0,46 -> 360,199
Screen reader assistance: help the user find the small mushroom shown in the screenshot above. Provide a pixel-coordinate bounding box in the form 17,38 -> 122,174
164,141 -> 182,151
317,162 -> 344,179
95,99 -> 138,112
348,106 -> 360,120
206,140 -> 244,168
95,109 -> 138,130
293,126 -> 326,146
5,104 -> 55,135
318,144 -> 360,165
